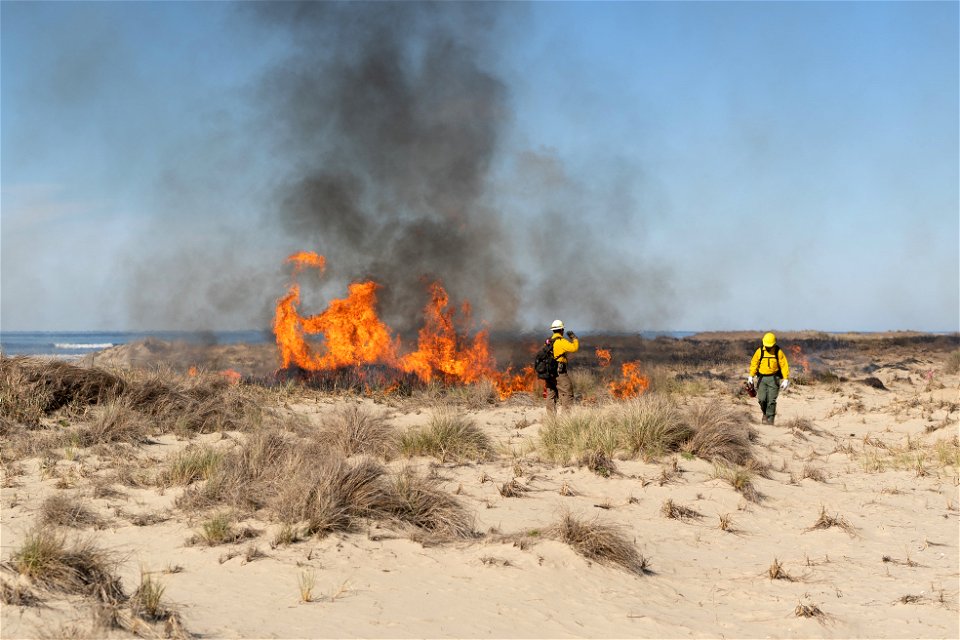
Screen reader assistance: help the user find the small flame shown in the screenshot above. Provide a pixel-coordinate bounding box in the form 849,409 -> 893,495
285,251 -> 326,275
187,366 -> 198,377
789,345 -> 810,373
608,361 -> 650,399
596,348 -> 612,368
218,369 -> 242,385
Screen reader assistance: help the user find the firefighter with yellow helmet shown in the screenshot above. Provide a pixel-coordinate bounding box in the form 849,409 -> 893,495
746,332 -> 790,424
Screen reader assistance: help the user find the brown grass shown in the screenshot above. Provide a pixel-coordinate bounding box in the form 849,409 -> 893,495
320,404 -> 396,459
683,401 -> 755,465
0,578 -> 42,607
5,529 -> 125,603
768,557 -> 794,581
548,511 -> 649,575
399,408 -> 494,463
39,494 -> 104,529
660,498 -> 703,521
379,466 -> 476,540
807,505 -> 857,537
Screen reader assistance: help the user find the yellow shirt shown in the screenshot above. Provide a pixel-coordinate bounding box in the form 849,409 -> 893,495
552,334 -> 579,363
750,347 -> 790,378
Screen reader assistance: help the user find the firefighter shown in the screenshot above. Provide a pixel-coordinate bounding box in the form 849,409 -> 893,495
747,332 -> 790,424
545,319 -> 579,415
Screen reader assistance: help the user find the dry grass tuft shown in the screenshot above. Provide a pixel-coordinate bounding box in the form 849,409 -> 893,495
801,464 -> 828,482
1,578 -> 42,607
320,405 -> 396,459
548,511 -> 649,575
944,350 -> 960,374
660,498 -> 703,521
498,479 -> 529,498
6,529 -> 125,603
379,466 -> 476,540
768,557 -> 795,581
684,401 -> 755,465
713,463 -> 762,503
162,445 -> 224,486
399,408 -> 493,463
717,513 -> 736,532
613,395 -> 691,460
39,494 -> 104,529
807,505 -> 857,537
795,599 -> 827,620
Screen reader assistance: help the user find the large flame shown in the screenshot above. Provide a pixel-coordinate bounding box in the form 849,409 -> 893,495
273,253 -> 538,397
608,361 -> 650,399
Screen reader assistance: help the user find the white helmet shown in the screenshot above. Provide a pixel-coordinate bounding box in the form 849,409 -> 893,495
550,319 -> 564,331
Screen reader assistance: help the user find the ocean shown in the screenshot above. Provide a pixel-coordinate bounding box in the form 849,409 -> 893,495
0,331 -> 272,359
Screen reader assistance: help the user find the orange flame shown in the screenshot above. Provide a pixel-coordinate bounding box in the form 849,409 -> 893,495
608,361 -> 650,399
187,366 -> 198,377
272,253 -> 538,398
218,369 -> 242,385
596,348 -> 612,368
285,251 -> 326,275
789,345 -> 810,373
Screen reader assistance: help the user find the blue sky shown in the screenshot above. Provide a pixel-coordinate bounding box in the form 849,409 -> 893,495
2,1 -> 957,333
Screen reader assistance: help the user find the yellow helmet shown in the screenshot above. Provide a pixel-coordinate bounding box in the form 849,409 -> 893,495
762,332 -> 776,347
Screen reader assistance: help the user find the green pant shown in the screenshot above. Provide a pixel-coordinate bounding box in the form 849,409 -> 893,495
757,375 -> 781,421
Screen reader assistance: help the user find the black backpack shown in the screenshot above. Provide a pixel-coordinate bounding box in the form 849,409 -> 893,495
534,336 -> 560,379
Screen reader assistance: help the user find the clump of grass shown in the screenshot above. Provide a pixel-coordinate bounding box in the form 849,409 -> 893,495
548,511 -> 648,575
683,402 -> 755,465
713,463 -> 761,503
0,356 -> 126,425
399,408 -> 493,463
298,569 -> 316,603
288,457 -> 386,537
768,557 -> 794,581
660,498 -> 703,521
613,395 -> 691,460
320,405 -> 396,459
444,379 -> 498,409
6,529 -> 125,603
498,479 -> 528,498
189,512 -> 256,546
807,506 -> 857,537
162,445 -> 223,486
130,569 -> 166,621
379,466 -> 476,540
1,579 -> 42,606
539,408 -> 614,465
718,513 -> 736,532
944,350 -> 960,374
39,494 -> 103,529
795,599 -> 826,620
74,399 -> 150,447
569,369 -> 605,401
272,523 -> 303,547
801,465 -> 828,482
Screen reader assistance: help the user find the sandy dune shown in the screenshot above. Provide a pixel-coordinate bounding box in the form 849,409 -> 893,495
2,334 -> 957,639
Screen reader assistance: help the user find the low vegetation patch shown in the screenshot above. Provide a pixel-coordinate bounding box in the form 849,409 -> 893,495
320,405 -> 396,459
807,506 -> 857,537
399,408 -> 493,463
713,463 -> 761,503
548,511 -> 648,575
39,494 -> 104,529
660,498 -> 703,521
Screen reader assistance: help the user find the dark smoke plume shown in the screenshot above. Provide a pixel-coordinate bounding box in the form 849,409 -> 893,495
251,3 -> 524,331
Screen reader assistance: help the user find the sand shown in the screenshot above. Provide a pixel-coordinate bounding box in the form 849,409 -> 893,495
2,335 -> 958,639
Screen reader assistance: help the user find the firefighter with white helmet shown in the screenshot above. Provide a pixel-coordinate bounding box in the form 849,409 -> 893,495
544,319 -> 579,415
746,332 -> 790,424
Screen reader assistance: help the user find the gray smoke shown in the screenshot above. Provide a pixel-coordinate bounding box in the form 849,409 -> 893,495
250,2 -> 525,331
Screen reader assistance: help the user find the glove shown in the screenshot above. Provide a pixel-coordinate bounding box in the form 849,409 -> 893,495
746,375 -> 756,386
566,331 -> 577,340
780,379 -> 790,391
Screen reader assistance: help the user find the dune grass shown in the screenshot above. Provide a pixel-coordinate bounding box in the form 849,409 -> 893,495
682,401 -> 756,465
319,405 -> 396,459
399,407 -> 493,463
548,511 -> 648,575
39,494 -> 104,529
6,529 -> 125,603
